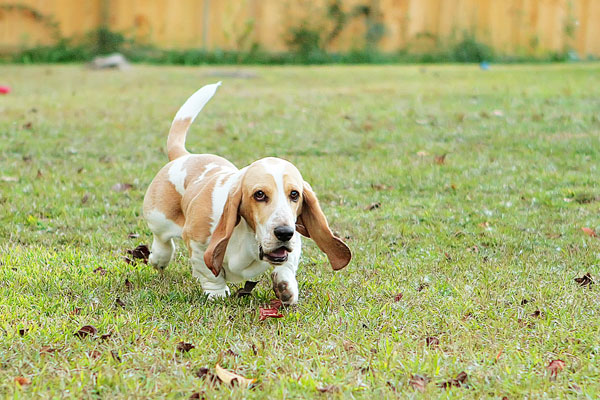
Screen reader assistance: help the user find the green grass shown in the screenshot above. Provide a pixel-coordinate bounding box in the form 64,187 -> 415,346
1,63 -> 600,398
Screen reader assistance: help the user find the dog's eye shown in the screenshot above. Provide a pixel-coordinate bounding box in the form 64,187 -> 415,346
289,190 -> 300,202
253,190 -> 267,202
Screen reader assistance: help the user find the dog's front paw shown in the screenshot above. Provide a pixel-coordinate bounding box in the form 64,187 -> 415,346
204,286 -> 230,300
271,269 -> 298,305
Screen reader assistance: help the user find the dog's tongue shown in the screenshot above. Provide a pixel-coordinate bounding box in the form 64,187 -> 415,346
268,248 -> 287,258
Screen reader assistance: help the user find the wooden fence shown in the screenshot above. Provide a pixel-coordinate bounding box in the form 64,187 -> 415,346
1,0 -> 599,57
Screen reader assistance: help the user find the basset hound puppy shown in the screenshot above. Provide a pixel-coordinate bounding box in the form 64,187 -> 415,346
143,82 -> 351,304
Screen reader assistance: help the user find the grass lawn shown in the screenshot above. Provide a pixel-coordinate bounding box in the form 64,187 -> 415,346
1,63 -> 600,398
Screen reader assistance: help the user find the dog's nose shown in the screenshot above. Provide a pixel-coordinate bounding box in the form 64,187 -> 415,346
274,225 -> 295,242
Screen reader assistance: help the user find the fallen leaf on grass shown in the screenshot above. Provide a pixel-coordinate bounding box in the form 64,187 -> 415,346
88,350 -> 102,359
425,337 -> 440,347
409,374 -> 430,392
416,283 -> 429,292
438,371 -> 468,389
74,325 -> 97,339
40,346 -> 58,354
317,385 -> 339,393
23,122 -> 33,130
126,244 -> 150,264
124,278 -> 133,291
93,267 -> 107,275
495,349 -> 503,363
215,364 -> 256,388
14,377 -> 31,386
365,202 -> 381,211
196,367 -> 210,379
19,328 -> 28,336
111,183 -> 133,192
394,293 -> 403,302
547,359 -> 565,378
189,392 -> 205,400
100,333 -> 113,341
530,310 -> 543,318
269,299 -> 283,310
581,227 -> 597,237
111,350 -> 122,362
343,340 -> 356,351
371,183 -> 394,191
434,154 -> 447,165
115,297 -> 126,308
177,341 -> 195,353
81,193 -> 90,204
70,307 -> 81,315
575,273 -> 594,287
259,307 -> 284,321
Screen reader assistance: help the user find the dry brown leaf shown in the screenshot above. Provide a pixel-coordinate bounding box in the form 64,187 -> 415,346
574,272 -> 593,287
115,297 -> 126,308
581,227 -> 597,237
425,337 -> 440,347
409,374 -> 430,392
111,182 -> 133,192
365,202 -> 381,211
70,307 -> 82,316
371,183 -> 393,191
74,325 -> 97,339
343,340 -> 356,352
111,350 -> 122,362
547,359 -> 565,378
126,244 -> 150,263
14,377 -> 31,386
177,341 -> 195,353
259,307 -> 284,321
40,346 -> 58,354
93,267 -> 107,275
214,364 -> 256,388
438,371 -> 468,389
88,350 -> 102,359
124,278 -> 133,291
434,154 -> 447,165
394,293 -> 403,302
269,299 -> 283,310
317,384 -> 339,393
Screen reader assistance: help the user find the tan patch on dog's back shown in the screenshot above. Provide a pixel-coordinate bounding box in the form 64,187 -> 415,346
183,170 -> 236,245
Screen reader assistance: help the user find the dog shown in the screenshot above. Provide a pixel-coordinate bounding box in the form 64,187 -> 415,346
143,82 -> 351,304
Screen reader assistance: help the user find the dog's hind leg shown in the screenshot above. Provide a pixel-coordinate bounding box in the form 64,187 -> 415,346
145,209 -> 183,270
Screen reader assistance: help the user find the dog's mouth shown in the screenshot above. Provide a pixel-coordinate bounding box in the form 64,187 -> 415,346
259,246 -> 290,264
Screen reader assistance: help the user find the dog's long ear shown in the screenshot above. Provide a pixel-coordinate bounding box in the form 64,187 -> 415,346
204,183 -> 242,276
296,182 -> 351,270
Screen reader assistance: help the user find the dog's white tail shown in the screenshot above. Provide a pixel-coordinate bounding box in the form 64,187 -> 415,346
167,81 -> 222,161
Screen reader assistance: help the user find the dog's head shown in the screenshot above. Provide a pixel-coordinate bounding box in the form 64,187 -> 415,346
203,157 -> 351,276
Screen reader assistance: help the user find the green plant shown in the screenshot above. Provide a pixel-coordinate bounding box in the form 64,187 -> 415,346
451,33 -> 495,62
